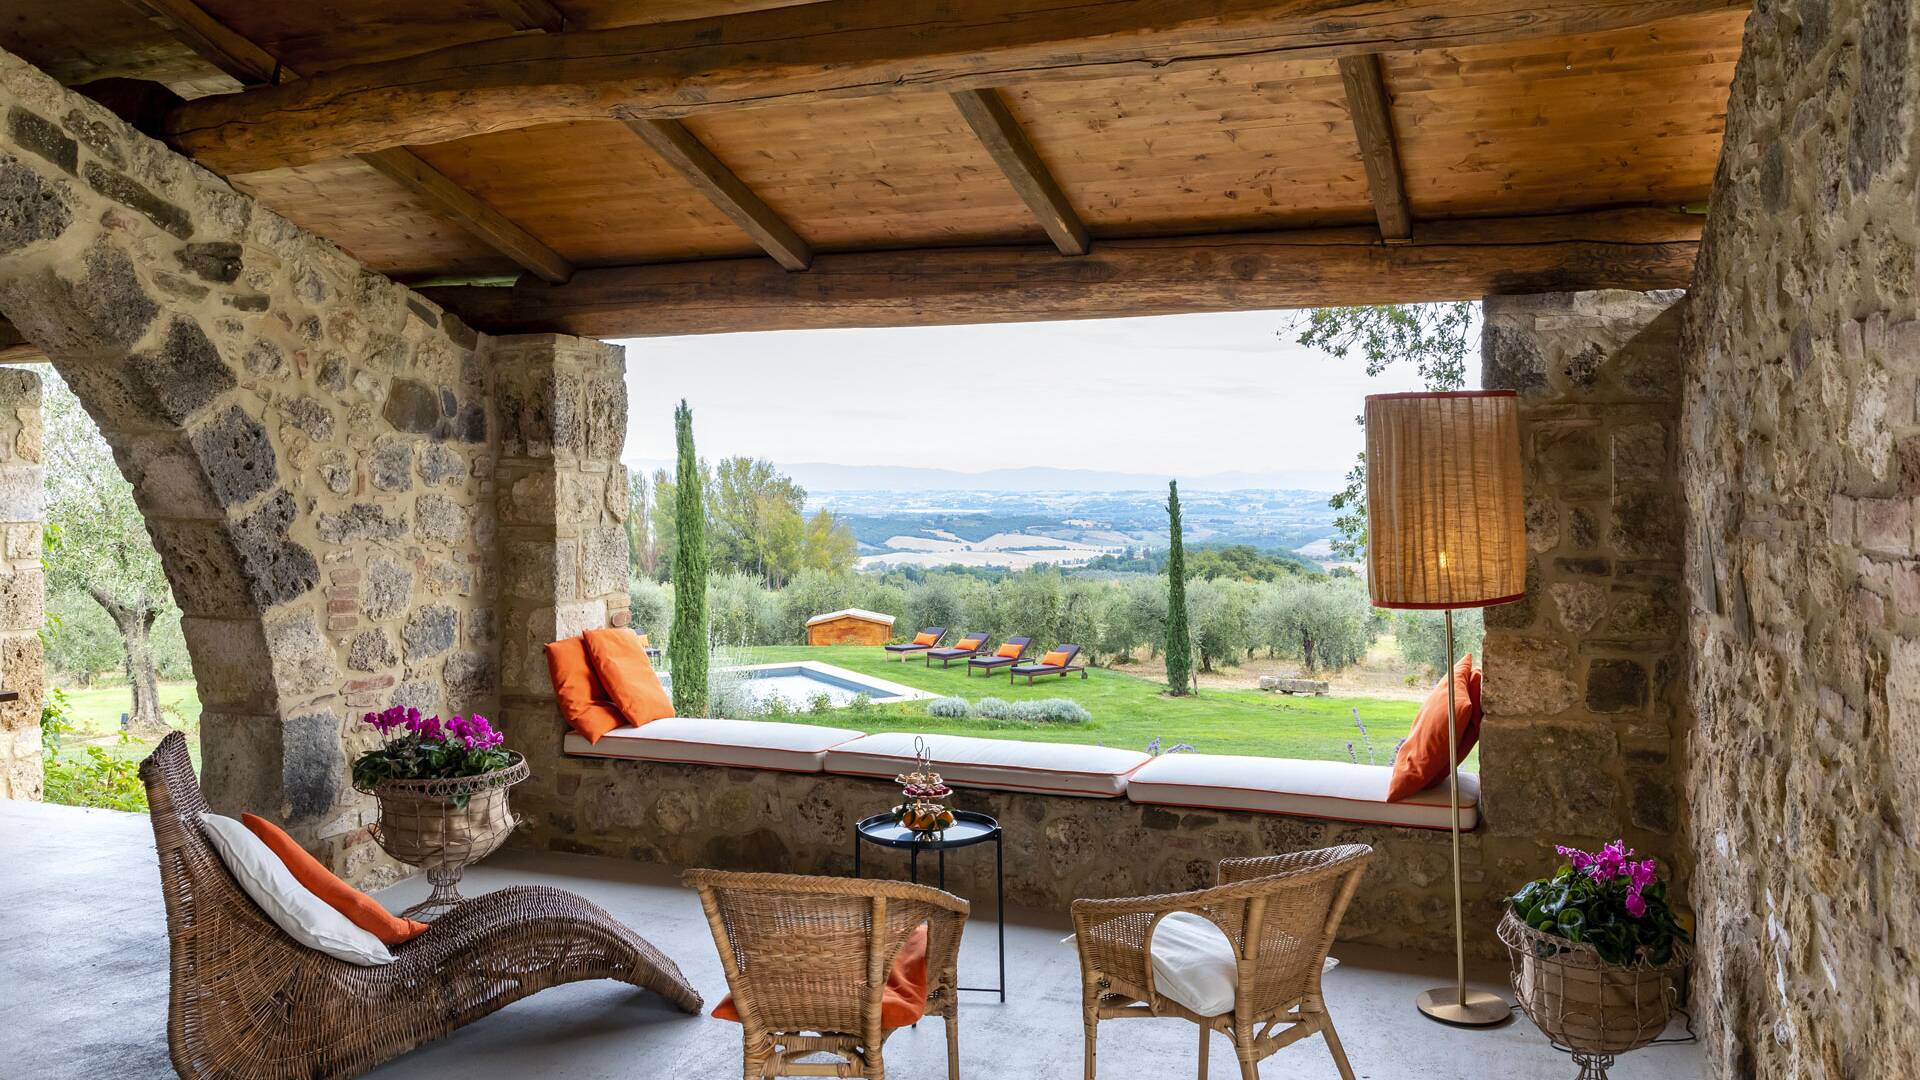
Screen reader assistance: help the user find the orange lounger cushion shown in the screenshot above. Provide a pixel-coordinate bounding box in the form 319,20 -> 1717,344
954,638 -> 982,651
242,813 -> 428,946
546,636 -> 623,743
1040,650 -> 1071,667
912,632 -> 939,646
994,642 -> 1022,658
712,923 -> 930,1029
583,627 -> 675,727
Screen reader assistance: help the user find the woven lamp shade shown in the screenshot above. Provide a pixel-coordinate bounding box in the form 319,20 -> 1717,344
1365,391 -> 1526,610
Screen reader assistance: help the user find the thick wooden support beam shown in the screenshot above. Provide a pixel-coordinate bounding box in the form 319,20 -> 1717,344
1337,53 -> 1412,243
128,0 -> 573,282
951,88 -> 1089,256
419,209 -> 1701,339
487,0 -> 568,33
0,319 -> 44,363
622,118 -> 813,271
164,0 -> 1752,174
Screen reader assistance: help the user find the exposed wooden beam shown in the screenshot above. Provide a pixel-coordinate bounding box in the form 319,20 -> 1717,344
1337,53 -> 1412,243
0,319 -> 45,364
163,0 -> 1752,174
622,118 -> 813,271
127,0 -> 572,282
486,0 -> 568,33
419,208 -> 1701,339
950,88 -> 1089,256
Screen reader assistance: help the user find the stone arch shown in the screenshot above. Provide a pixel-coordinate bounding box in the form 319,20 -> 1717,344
0,55 -> 515,878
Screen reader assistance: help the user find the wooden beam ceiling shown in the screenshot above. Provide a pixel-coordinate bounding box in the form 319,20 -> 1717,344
419,208 -> 1702,338
485,0 -> 567,33
130,0 -> 572,282
951,88 -> 1089,256
0,319 -> 44,363
1337,54 -> 1411,243
622,118 -> 814,270
162,0 -> 1751,175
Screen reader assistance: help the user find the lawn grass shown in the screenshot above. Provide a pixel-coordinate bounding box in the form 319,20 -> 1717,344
49,681 -> 202,766
736,646 -> 1441,766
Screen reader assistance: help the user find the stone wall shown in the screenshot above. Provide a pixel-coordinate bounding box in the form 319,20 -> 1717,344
0,368 -> 41,799
1681,0 -> 1920,1075
0,50 -> 620,883
1479,290 -> 1694,904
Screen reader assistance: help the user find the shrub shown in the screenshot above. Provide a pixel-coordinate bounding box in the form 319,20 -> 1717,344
927,696 -> 971,719
973,697 -> 1013,720
1008,698 -> 1092,725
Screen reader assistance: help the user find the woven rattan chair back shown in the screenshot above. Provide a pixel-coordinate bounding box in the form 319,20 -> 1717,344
140,732 -> 703,1080
685,869 -> 971,1079
1071,844 -> 1374,1080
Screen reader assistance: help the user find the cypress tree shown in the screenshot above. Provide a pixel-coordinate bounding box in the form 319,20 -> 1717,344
668,400 -> 710,715
1164,480 -> 1194,696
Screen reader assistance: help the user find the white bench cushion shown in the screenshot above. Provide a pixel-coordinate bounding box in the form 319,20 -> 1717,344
1125,754 -> 1478,830
562,717 -> 862,773
825,732 -> 1148,798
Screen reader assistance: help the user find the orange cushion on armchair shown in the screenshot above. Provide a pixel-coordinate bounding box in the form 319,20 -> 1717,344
242,814 -> 428,946
583,626 -> 675,726
1387,652 -> 1481,802
710,923 -> 931,1029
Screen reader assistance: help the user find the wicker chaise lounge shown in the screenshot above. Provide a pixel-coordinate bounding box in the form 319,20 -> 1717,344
886,626 -> 946,661
1072,845 -> 1373,1080
967,635 -> 1031,677
140,732 -> 703,1080
1009,644 -> 1087,684
925,631 -> 992,668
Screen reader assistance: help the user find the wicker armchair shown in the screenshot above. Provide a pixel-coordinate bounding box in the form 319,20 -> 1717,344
1071,844 -> 1374,1080
684,869 -> 970,1079
139,732 -> 703,1080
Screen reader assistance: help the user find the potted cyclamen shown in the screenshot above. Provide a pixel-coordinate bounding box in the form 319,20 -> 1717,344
1499,841 -> 1693,1080
352,706 -> 528,919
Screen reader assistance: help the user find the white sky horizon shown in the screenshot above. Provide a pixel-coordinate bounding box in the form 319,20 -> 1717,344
616,308 -> 1480,488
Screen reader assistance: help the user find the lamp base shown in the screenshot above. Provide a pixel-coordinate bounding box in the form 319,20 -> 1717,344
1416,988 -> 1512,1027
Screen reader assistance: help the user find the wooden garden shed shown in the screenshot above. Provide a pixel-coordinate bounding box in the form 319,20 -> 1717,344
804,608 -> 897,646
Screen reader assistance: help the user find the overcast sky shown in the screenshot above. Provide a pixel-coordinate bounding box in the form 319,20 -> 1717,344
616,309 -> 1477,488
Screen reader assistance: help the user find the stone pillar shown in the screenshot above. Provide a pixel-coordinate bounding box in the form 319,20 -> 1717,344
1478,290 -> 1692,898
0,368 -> 42,800
488,334 -> 630,847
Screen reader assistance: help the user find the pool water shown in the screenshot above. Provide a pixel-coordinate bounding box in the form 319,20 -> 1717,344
734,664 -> 913,708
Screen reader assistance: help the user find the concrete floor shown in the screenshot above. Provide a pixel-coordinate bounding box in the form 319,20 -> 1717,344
0,799 -> 1701,1080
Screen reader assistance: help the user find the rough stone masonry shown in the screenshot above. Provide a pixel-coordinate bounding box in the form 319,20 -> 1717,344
1682,0 -> 1920,1075
0,48 -> 627,884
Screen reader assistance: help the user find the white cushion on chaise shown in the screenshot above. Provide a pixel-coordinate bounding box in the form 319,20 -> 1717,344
562,717 -> 863,773
825,732 -> 1148,798
1125,754 -> 1478,830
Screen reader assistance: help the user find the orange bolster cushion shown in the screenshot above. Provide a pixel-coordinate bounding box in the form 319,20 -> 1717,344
241,813 -> 428,946
584,626 -> 675,727
712,923 -> 930,1029
995,643 -> 1022,658
546,636 -> 624,743
912,632 -> 939,646
955,638 -> 982,651
1387,652 -> 1482,802
1041,650 -> 1070,667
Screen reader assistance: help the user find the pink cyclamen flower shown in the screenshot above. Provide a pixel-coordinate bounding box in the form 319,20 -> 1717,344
1556,845 -> 1596,874
1624,891 -> 1648,919
1629,858 -> 1658,891
1591,839 -> 1636,881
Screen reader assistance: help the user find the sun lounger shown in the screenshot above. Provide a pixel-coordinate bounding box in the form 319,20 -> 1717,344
926,632 -> 991,668
885,626 -> 946,661
967,636 -> 1031,677
1009,644 -> 1087,684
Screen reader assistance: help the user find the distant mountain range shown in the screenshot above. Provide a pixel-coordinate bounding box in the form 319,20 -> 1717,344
625,459 -> 1343,493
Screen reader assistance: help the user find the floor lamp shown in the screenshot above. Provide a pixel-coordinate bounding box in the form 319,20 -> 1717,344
1364,390 -> 1527,1028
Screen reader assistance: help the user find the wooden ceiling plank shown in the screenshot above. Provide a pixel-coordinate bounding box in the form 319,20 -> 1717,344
163,0 -> 1753,174
622,117 -> 813,270
950,88 -> 1089,256
487,0 -> 568,33
0,318 -> 45,363
419,207 -> 1702,338
128,0 -> 573,282
1336,53 -> 1411,242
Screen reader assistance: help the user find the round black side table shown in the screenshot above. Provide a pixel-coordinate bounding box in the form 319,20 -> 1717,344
853,809 -> 1005,1001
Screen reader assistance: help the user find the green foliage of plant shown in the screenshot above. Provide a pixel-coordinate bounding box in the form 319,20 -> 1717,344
974,696 -> 1013,721
669,400 -> 711,716
923,692 -> 1090,727
349,708 -> 514,801
1007,698 -> 1091,725
1292,302 -> 1477,560
628,577 -> 672,639
647,455 -> 856,586
927,696 -> 971,719
1509,842 -> 1690,966
1393,607 -> 1487,676
43,691 -> 148,811
1164,481 -> 1194,696
1252,578 -> 1378,673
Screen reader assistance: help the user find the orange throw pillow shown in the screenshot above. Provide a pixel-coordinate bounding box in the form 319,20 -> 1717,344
583,626 -> 675,726
955,637 -> 982,651
912,632 -> 938,646
546,636 -> 623,743
711,923 -> 930,1029
1387,652 -> 1481,802
995,642 -> 1022,658
633,633 -> 650,648
1040,650 -> 1070,667
241,813 -> 428,946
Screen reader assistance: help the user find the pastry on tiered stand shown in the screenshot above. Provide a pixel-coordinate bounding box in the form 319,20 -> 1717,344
892,737 -> 956,836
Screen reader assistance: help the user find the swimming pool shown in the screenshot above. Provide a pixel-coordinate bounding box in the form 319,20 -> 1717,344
726,661 -> 932,709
